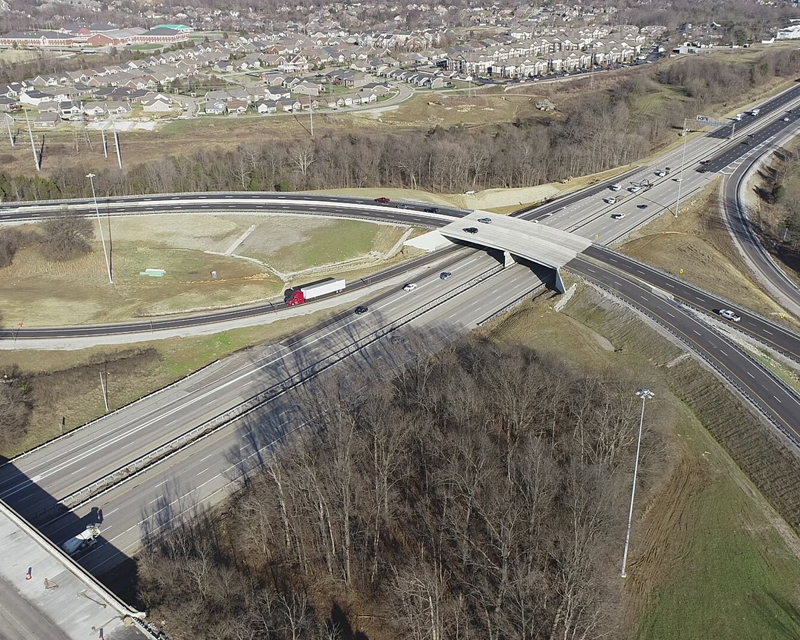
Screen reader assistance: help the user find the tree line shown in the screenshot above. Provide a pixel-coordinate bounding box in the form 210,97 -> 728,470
138,336 -> 658,640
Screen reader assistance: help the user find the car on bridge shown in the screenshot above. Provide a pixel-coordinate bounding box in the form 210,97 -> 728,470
463,227 -> 479,234
717,308 -> 741,322
629,185 -> 642,193
424,207 -> 439,213
477,217 -> 492,224
655,170 -> 666,177
605,197 -> 618,204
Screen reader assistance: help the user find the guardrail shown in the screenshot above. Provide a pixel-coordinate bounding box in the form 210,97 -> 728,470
577,272 -> 800,451
581,246 -> 800,366
35,262 -> 507,522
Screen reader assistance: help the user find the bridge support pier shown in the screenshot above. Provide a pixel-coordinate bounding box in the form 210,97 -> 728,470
503,250 -> 516,268
554,268 -> 566,294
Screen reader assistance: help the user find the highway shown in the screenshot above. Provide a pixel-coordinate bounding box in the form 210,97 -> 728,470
3,79 -> 800,585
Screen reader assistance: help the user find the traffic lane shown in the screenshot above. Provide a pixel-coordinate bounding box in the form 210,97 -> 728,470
581,247 -> 800,360
0,192 -> 468,220
568,260 -> 800,438
2,252 -> 503,510
46,264 -> 552,574
723,141 -> 800,303
0,228 -> 462,340
705,114 -> 799,174
0,243 -> 481,495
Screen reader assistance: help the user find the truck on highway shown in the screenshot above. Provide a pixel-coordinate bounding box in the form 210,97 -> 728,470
61,525 -> 101,557
609,183 -> 622,191
750,108 -> 760,116
286,278 -> 346,306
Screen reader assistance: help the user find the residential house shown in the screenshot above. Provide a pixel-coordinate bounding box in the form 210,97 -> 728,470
58,100 -> 83,119
19,90 -> 52,108
0,97 -> 18,112
141,96 -> 173,112
227,98 -> 249,114
83,102 -> 107,118
275,97 -> 301,112
34,112 -> 61,127
105,101 -> 131,116
254,99 -> 277,114
205,100 -> 228,115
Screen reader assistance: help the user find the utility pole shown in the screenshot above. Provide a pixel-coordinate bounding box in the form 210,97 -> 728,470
99,371 -> 109,412
86,173 -> 113,284
673,118 -> 689,218
621,388 -> 655,578
5,114 -> 14,147
309,98 -> 314,137
24,110 -> 40,171
101,128 -> 108,158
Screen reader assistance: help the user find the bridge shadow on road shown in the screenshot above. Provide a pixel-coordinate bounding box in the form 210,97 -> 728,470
0,462 -> 138,604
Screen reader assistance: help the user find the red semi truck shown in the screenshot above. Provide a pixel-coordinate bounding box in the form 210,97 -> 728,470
286,278 -> 346,306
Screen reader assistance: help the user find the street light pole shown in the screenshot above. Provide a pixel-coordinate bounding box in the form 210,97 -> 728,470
673,118 -> 689,218
620,387 -> 655,578
86,173 -> 113,284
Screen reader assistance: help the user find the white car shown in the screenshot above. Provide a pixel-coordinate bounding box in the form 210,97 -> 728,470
611,213 -> 626,220
784,117 -> 790,122
403,283 -> 418,292
605,197 -> 618,204
673,177 -> 682,182
718,309 -> 741,322
629,186 -> 641,193
477,217 -> 492,224
655,170 -> 666,177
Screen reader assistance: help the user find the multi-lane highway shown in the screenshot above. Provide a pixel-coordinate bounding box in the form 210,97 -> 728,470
4,78 -> 800,585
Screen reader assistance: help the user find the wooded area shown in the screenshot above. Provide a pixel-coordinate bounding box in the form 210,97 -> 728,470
138,337 -> 655,640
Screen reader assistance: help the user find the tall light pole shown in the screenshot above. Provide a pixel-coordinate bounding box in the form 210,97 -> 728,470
673,118 -> 689,218
86,173 -> 113,284
620,387 -> 655,578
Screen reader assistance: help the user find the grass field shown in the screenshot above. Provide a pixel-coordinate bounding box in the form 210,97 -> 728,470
0,215 -> 409,326
486,282 -> 800,639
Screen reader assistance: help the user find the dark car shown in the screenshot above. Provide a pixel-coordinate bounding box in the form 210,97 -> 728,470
374,197 -> 390,204
424,207 -> 439,213
354,306 -> 368,315
440,271 -> 452,280
637,204 -> 648,209
463,227 -> 479,234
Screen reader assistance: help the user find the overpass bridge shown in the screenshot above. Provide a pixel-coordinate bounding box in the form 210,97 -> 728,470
433,210 -> 592,292
0,500 -> 151,640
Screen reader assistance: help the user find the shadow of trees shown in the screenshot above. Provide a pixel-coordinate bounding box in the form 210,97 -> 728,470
137,328 -> 660,640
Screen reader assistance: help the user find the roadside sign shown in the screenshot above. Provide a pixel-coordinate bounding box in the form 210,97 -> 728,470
696,115 -> 726,127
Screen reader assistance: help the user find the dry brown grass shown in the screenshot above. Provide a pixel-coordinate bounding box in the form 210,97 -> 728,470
0,215 -> 409,326
0,302 -> 349,457
620,183 -> 800,328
